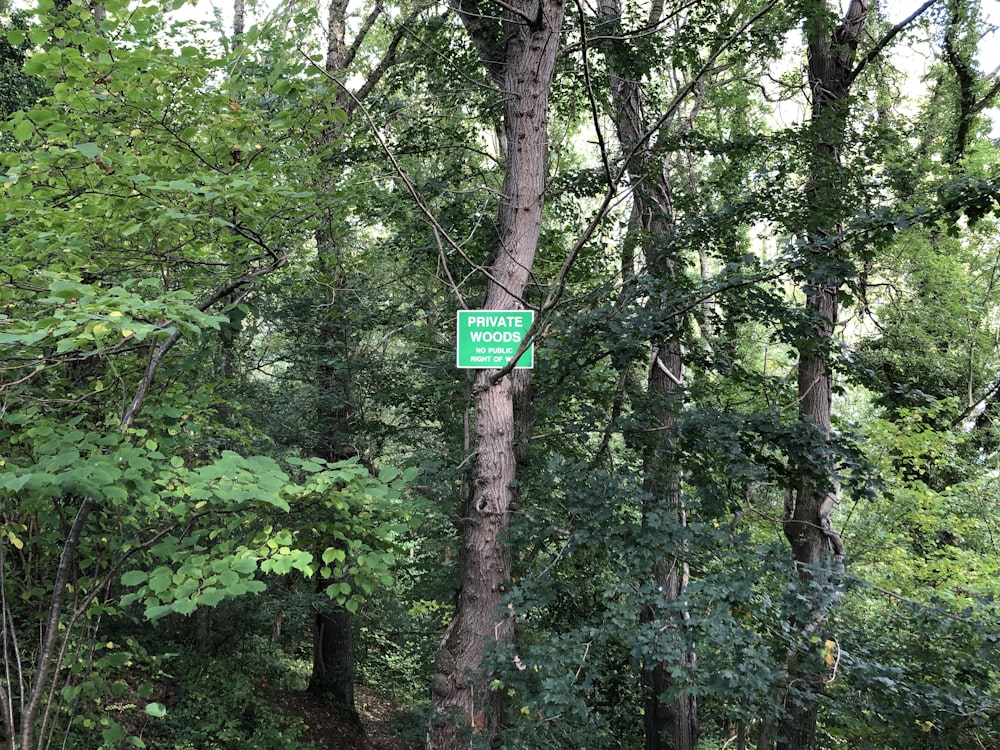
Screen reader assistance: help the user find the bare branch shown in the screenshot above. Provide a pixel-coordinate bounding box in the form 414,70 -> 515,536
574,0 -> 613,186
120,249 -> 290,430
848,0 -> 938,85
304,52 -> 523,307
342,0 -> 385,73
18,497 -> 94,750
353,7 -> 422,107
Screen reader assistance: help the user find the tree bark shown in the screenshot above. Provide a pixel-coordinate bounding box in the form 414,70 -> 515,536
774,3 -> 868,748
303,0 -> 370,718
598,1 -> 697,746
17,496 -> 94,750
310,599 -> 358,721
232,0 -> 244,47
426,0 -> 565,745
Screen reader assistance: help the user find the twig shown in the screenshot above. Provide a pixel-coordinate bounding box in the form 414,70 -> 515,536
848,0 -> 938,86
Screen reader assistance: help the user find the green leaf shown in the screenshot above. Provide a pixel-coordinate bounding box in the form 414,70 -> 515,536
121,571 -> 147,592
74,142 -> 102,159
172,597 -> 196,616
232,557 -> 256,575
144,702 -> 167,718
144,605 -> 173,621
49,279 -> 87,299
197,587 -> 226,607
102,723 -> 125,745
322,548 -> 346,564
105,652 -> 132,668
13,118 -> 35,142
147,571 -> 172,594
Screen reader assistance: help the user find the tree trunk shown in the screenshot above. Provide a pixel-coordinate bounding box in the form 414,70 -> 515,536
598,0 -> 697,745
305,0 -> 412,717
426,0 -> 564,745
303,0 -> 362,718
310,600 -> 358,722
775,3 -> 868,748
16,497 -> 94,750
232,0 -> 244,47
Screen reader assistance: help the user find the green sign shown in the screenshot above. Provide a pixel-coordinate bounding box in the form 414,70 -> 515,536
456,310 -> 534,369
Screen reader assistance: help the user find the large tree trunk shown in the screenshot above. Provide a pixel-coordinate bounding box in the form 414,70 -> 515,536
641,352 -> 697,750
426,0 -> 564,746
306,0 -> 412,715
638,187 -> 697,750
305,0 -> 359,718
310,597 -> 357,720
774,3 -> 868,748
598,1 -> 697,745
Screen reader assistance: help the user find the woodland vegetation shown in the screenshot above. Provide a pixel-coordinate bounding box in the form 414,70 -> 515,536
1,0 -> 999,748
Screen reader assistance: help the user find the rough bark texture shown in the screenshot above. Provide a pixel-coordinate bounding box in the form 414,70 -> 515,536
599,1 -> 696,746
941,0 -> 975,164
232,0 -> 244,47
310,601 -> 358,719
426,0 -> 564,745
307,0 -> 410,719
775,3 -> 868,749
639,203 -> 697,750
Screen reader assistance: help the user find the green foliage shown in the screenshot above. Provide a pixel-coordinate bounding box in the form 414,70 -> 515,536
0,4 -> 421,747
145,650 -> 319,750
0,1 -> 48,127
3,1 -> 1000,748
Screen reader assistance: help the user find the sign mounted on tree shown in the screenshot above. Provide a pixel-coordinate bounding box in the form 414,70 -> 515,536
456,310 -> 534,369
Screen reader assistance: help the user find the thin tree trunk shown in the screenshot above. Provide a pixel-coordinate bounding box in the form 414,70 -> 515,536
233,0 -> 244,47
426,0 -> 564,745
639,211 -> 697,750
305,0 -> 411,718
17,497 -> 94,750
303,0 -> 361,718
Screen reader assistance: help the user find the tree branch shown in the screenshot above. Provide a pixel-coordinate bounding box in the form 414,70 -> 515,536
487,0 -> 783,386
353,7 -> 421,108
574,0 -> 613,187
18,497 -> 94,750
120,248 -> 290,430
305,54 -> 519,307
449,0 -> 507,83
848,0 -> 938,86
342,0 -> 385,73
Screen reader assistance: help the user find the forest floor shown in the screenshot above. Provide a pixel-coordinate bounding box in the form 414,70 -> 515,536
270,685 -> 423,750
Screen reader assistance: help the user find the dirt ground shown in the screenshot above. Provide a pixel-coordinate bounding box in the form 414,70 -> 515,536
269,685 -> 423,750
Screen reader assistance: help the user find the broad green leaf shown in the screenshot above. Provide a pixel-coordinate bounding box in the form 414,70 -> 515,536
232,557 -> 256,575
120,570 -> 148,587
197,587 -> 225,607
102,723 -> 125,745
73,142 -> 102,159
